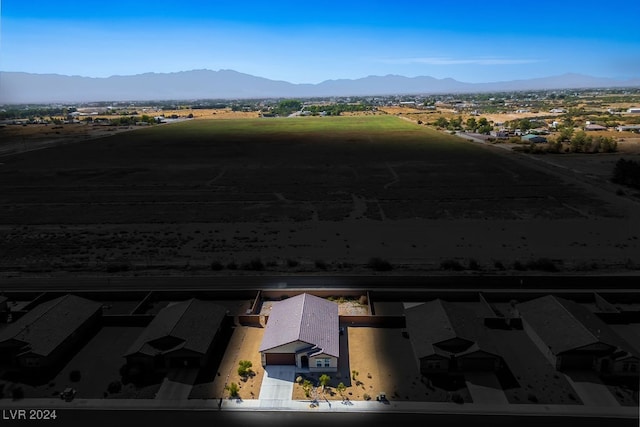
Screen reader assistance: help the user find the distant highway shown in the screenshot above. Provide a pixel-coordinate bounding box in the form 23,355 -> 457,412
1,274 -> 639,293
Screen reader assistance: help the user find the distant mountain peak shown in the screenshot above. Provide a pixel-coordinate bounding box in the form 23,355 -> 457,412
1,69 -> 639,104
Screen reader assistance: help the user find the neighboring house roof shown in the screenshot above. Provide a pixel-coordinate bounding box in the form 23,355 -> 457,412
521,134 -> 547,142
518,295 -> 637,356
125,299 -> 227,358
0,294 -> 101,358
585,124 -> 607,131
259,293 -> 339,358
405,299 -> 499,359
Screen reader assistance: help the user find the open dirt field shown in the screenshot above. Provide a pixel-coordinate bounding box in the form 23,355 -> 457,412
1,115 -> 639,275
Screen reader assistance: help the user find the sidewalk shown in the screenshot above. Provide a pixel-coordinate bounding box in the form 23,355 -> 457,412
0,397 -> 636,419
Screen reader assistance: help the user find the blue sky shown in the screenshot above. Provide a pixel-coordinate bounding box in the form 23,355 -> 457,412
1,0 -> 639,83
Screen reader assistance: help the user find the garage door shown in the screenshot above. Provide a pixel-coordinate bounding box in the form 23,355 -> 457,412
265,353 -> 296,365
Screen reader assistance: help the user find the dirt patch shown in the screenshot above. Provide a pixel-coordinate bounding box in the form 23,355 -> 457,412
191,326 -> 264,400
291,327 -> 470,403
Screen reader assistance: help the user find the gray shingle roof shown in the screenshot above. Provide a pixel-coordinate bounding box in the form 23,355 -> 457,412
518,295 -> 637,355
125,299 -> 227,357
259,293 -> 339,358
0,294 -> 101,357
405,299 -> 498,359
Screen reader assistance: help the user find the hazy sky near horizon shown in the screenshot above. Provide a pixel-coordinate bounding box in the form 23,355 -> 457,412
2,0 -> 639,84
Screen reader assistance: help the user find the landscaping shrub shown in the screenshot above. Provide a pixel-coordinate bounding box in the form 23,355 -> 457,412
225,382 -> 239,398
237,360 -> 253,378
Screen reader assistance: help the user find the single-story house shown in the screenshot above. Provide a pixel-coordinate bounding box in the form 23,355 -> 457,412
259,293 -> 339,372
518,295 -> 638,375
124,299 -> 229,371
584,124 -> 607,131
404,299 -> 503,374
627,107 -> 640,114
617,125 -> 640,132
0,294 -> 102,370
521,134 -> 547,143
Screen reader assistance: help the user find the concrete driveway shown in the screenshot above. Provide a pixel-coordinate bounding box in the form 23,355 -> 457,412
563,370 -> 619,407
258,365 -> 296,408
465,372 -> 508,404
155,368 -> 199,400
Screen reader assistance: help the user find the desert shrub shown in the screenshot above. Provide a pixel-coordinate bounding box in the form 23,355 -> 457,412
301,379 -> 313,398
70,370 -> 81,382
368,257 -> 393,271
513,260 -> 526,271
526,258 -> 559,272
242,258 -> 264,271
612,158 -> 640,189
358,295 -> 368,305
319,374 -> 331,387
440,259 -> 464,271
363,393 -> 371,400
106,262 -> 131,273
107,381 -> 122,394
315,259 -> 328,270
287,259 -> 299,268
210,260 -> 223,271
225,382 -> 239,397
237,360 -> 253,377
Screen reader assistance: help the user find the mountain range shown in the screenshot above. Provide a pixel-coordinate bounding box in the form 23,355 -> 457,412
1,69 -> 639,104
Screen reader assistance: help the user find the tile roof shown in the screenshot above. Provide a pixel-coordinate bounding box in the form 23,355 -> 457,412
125,299 -> 227,357
518,295 -> 637,356
404,299 -> 498,359
259,293 -> 339,358
0,294 -> 101,358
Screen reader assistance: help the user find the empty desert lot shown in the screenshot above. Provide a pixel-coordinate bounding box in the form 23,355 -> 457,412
0,115 -> 638,272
